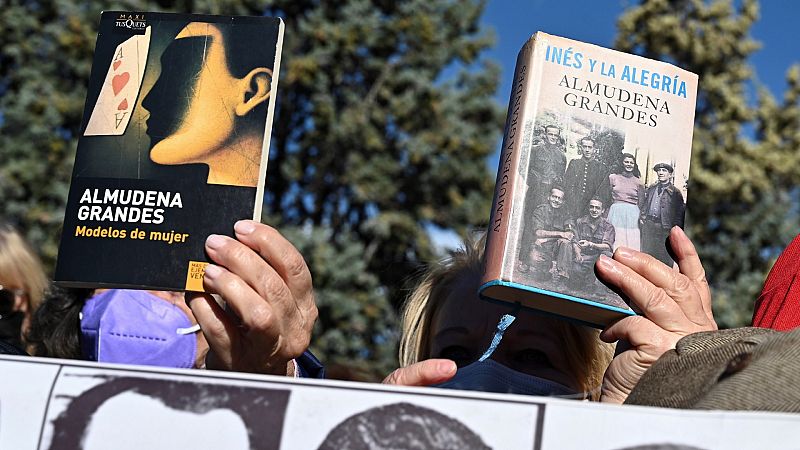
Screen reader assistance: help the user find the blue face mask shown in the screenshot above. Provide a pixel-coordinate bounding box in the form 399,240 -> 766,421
436,359 -> 578,397
80,290 -> 200,368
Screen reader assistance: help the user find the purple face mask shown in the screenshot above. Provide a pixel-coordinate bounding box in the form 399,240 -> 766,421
80,290 -> 199,368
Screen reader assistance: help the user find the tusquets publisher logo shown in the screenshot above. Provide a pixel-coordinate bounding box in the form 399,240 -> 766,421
114,13 -> 147,34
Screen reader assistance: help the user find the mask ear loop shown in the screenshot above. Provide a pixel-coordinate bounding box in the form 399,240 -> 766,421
176,323 -> 201,335
478,302 -> 521,362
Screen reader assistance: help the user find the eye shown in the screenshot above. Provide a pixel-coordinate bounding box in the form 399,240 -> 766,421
437,346 -> 474,367
513,349 -> 552,368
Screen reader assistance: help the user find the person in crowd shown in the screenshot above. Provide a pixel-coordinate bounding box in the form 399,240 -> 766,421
390,233 -> 615,399
385,226 -> 718,405
752,232 -> 800,331
0,222 -> 48,353
569,198 -> 615,292
640,162 -> 685,266
27,221 -> 323,378
606,153 -> 644,251
563,137 -> 609,220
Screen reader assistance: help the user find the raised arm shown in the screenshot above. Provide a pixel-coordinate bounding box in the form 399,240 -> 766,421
186,220 -> 318,375
595,226 -> 716,403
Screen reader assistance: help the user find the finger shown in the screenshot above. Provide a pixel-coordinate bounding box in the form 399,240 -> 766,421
596,255 -> 690,330
600,315 -> 679,351
382,359 -> 457,386
185,291 -> 238,366
233,220 -> 313,303
613,246 -> 708,326
202,262 -> 281,336
205,234 -> 295,315
669,227 -> 714,325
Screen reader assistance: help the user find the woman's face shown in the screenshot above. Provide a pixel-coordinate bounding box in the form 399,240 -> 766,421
428,272 -> 579,390
0,277 -> 28,315
0,276 -> 29,343
622,156 -> 636,173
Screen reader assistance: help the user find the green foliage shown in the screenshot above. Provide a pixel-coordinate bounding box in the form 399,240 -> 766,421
0,0 -> 502,378
616,0 -> 800,328
278,222 -> 399,380
267,0 -> 502,314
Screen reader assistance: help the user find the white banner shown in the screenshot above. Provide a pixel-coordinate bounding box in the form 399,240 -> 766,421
0,355 -> 796,449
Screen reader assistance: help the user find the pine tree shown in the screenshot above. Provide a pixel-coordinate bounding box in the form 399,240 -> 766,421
0,0 -> 502,377
615,0 -> 800,327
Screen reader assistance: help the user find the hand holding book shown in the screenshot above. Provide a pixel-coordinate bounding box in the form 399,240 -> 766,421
186,221 -> 317,375
596,226 -> 717,403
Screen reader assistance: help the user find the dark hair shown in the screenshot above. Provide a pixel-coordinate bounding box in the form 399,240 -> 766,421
318,402 -> 490,450
578,136 -> 595,147
217,22 -> 275,130
589,197 -> 605,208
544,125 -> 560,134
48,376 -> 289,449
217,23 -> 275,79
25,286 -> 92,359
615,152 -> 642,178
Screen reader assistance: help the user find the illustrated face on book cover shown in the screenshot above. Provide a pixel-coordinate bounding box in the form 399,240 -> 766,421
141,22 -> 273,187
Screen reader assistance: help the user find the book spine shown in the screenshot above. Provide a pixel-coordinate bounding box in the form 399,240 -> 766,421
254,18 -> 284,221
482,39 -> 536,285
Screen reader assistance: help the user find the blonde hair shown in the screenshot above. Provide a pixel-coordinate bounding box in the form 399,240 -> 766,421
398,233 -> 613,398
0,223 -> 48,313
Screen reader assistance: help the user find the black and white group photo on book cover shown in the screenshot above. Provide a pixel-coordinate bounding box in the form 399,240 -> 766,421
512,111 -> 688,310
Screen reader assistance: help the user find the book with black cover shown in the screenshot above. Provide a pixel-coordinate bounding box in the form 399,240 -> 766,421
55,12 -> 284,291
482,32 -> 697,327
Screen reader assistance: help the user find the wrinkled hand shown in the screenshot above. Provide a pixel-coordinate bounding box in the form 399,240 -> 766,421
186,220 -> 317,375
383,359 -> 457,386
595,226 -> 716,404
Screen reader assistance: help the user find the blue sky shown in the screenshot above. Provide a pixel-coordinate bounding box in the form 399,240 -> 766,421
481,0 -> 799,109
431,0 -> 799,251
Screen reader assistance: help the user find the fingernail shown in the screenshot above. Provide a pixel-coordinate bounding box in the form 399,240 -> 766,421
203,264 -> 222,279
438,360 -> 457,375
234,220 -> 256,235
206,234 -> 225,250
615,247 -> 635,259
596,255 -> 617,273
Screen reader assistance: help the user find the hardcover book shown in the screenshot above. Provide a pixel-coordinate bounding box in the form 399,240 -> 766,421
481,32 -> 697,328
54,12 -> 284,291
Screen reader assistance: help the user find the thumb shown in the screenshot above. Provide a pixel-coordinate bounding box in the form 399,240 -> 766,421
382,359 -> 457,386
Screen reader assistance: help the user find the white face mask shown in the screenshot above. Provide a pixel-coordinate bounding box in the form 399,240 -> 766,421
435,359 -> 578,397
